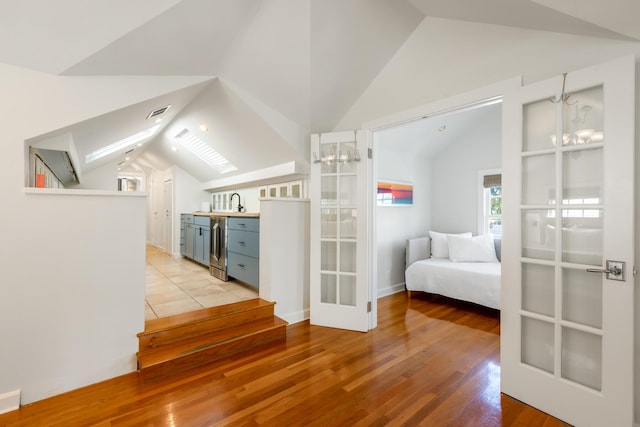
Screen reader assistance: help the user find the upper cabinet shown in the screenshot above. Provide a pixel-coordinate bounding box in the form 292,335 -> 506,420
259,180 -> 305,199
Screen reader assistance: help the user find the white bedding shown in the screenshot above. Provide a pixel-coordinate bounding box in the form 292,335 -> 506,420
405,258 -> 501,310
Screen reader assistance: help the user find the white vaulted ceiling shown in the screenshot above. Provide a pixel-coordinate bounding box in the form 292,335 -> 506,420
1,0 -> 637,184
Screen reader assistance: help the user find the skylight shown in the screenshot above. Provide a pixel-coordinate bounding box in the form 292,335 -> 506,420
86,125 -> 160,164
174,128 -> 237,174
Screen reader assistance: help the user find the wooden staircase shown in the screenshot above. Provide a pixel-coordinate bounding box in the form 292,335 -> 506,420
137,298 -> 287,382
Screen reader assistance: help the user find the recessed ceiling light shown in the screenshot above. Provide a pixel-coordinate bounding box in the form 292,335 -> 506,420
154,118 -> 163,124
171,146 -> 178,152
125,157 -> 130,161
438,125 -> 446,132
199,123 -> 208,132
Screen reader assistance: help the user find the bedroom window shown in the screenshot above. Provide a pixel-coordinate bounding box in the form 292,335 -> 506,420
479,170 -> 502,238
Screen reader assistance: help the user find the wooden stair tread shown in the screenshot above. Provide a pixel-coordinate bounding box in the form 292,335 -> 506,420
140,298 -> 275,336
137,316 -> 287,369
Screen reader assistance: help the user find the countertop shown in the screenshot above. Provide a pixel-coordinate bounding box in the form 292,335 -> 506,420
192,212 -> 260,217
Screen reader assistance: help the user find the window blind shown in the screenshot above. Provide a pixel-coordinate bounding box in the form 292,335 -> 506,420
483,174 -> 501,188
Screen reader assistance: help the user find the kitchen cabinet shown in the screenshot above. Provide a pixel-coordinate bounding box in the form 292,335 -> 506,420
227,217 -> 259,288
180,214 -> 194,258
193,216 -> 211,266
260,180 -> 305,199
180,214 -> 210,267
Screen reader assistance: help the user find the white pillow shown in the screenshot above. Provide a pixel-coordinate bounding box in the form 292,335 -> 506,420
448,233 -> 498,262
429,231 -> 472,259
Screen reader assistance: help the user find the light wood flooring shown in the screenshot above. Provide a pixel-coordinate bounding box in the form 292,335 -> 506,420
0,292 -> 569,426
145,246 -> 258,320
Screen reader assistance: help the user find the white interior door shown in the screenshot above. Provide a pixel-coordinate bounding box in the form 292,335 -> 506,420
163,178 -> 173,254
310,130 -> 373,332
501,56 -> 635,426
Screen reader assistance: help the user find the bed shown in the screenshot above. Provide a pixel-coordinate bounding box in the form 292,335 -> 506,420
405,234 -> 501,310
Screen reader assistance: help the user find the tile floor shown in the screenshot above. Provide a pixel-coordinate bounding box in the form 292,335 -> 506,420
144,245 -> 258,321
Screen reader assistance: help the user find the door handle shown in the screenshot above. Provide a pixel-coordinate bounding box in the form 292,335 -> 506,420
586,266 -> 622,275
586,260 -> 625,281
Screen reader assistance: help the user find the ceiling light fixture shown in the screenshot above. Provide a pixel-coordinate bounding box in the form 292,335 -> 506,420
438,125 -> 446,132
86,124 -> 160,164
199,123 -> 208,132
174,128 -> 236,174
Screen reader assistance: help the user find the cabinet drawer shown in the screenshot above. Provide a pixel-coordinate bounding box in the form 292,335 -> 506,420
181,213 -> 194,225
194,215 -> 210,226
227,253 -> 259,287
228,217 -> 259,232
227,229 -> 259,258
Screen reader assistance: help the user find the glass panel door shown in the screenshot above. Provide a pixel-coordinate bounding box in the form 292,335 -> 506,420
310,131 -> 371,332
520,85 -> 605,391
501,56 -> 635,427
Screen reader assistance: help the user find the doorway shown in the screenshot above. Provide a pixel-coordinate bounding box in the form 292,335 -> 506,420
372,99 -> 503,297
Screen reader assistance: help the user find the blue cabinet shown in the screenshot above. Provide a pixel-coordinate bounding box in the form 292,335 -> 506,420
180,214 -> 194,258
180,214 -> 210,267
227,217 -> 259,288
193,216 -> 211,265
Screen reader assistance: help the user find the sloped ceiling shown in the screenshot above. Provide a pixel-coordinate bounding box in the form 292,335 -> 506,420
1,0 -> 637,185
408,0 -> 636,41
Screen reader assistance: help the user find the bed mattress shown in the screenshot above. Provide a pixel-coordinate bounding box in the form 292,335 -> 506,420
405,258 -> 501,309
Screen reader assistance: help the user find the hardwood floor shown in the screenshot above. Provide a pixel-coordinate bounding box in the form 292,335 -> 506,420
0,292 -> 569,426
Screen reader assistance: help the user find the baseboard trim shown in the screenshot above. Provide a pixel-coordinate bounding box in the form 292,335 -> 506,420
378,283 -> 406,298
277,308 -> 310,325
0,389 -> 20,415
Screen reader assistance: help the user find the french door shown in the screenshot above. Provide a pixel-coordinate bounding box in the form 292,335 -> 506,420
310,130 -> 373,332
501,56 -> 635,426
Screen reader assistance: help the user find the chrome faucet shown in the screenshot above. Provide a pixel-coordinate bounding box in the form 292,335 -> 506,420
230,192 -> 243,212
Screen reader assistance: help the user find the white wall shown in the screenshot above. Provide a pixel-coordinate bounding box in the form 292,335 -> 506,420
430,106 -> 501,234
374,142 -> 430,296
172,166 -> 211,255
0,62 -> 209,405
259,199 -> 310,323
69,162 -> 118,191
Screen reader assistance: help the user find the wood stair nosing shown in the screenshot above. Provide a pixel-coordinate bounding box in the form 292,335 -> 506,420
139,298 -> 275,335
138,317 -> 287,382
137,316 -> 288,367
138,304 -> 276,351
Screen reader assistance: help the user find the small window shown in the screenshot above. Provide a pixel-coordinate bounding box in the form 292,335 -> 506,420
479,170 -> 502,238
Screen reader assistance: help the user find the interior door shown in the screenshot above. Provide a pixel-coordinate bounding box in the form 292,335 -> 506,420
501,56 -> 635,426
163,179 -> 173,254
310,130 -> 373,332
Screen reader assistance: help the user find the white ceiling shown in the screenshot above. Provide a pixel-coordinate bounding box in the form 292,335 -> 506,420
376,101 -> 502,159
3,0 -> 637,185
